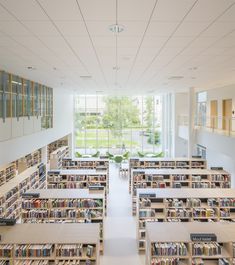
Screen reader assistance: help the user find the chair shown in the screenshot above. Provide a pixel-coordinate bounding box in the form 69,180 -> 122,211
106,151 -> 114,160
92,151 -> 100,158
114,155 -> 123,164
122,151 -> 130,160
75,152 -> 82,158
137,151 -> 145,158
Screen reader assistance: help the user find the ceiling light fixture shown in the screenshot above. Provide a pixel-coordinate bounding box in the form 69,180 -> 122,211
113,66 -> 120,70
109,24 -> 124,34
27,66 -> 36,70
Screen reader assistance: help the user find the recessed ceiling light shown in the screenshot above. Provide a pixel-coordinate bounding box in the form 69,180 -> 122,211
80,75 -> 92,79
109,24 -> 124,34
168,76 -> 184,80
27,66 -> 36,70
113,66 -> 120,70
189,67 -> 198,70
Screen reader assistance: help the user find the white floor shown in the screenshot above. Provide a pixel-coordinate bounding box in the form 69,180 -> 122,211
101,163 -> 145,265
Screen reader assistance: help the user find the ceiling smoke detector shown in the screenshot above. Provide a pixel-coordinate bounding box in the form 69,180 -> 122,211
168,76 -> 184,80
109,24 -> 124,33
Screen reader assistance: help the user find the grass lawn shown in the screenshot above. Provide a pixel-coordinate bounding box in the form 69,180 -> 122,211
76,138 -> 139,148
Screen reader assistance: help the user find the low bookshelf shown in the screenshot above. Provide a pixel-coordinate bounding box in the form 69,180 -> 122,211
129,157 -> 207,193
131,168 -> 231,215
146,222 -> 235,265
0,223 -> 100,265
62,158 -> 109,191
47,169 -> 108,211
0,164 -> 46,220
137,188 -> 235,252
17,149 -> 42,174
21,189 -> 105,253
50,146 -> 69,170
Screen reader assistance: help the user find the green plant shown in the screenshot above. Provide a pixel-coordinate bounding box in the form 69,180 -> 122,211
147,131 -> 161,145
92,151 -> 100,158
114,155 -> 123,164
75,152 -> 82,158
137,151 -> 145,158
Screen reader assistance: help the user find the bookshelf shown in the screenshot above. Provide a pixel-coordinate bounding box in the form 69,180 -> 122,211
50,146 -> 69,170
0,164 -> 46,219
0,223 -> 100,265
0,162 -> 17,187
21,189 -> 105,253
137,188 -> 235,252
146,222 -> 235,265
131,168 -> 231,215
47,137 -> 69,163
129,157 -> 207,193
18,150 -> 42,174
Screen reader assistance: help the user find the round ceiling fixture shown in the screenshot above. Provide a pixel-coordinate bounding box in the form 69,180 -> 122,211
27,66 -> 36,70
109,24 -> 124,33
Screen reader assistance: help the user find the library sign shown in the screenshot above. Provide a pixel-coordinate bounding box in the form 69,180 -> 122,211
190,233 -> 217,242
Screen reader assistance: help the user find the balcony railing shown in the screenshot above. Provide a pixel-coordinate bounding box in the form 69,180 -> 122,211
178,115 -> 235,137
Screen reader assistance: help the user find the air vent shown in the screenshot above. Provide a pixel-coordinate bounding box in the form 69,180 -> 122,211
80,75 -> 92,79
168,76 -> 184,80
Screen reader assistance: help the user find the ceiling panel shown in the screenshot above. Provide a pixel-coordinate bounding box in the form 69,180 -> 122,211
0,0 -> 47,20
22,20 -> 59,36
147,21 -> 178,36
54,21 -> 87,36
78,0 -> 115,21
38,0 -> 83,20
185,0 -> 235,21
152,0 -> 196,21
118,0 -> 156,21
0,21 -> 30,36
174,21 -> 210,37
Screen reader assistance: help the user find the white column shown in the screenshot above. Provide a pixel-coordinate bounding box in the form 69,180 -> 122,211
188,87 -> 195,157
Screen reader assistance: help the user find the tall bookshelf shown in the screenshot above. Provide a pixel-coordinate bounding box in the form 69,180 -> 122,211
0,162 -> 17,187
50,146 -> 69,170
0,164 -> 46,219
137,188 -> 235,252
47,136 -> 69,163
21,189 -> 105,254
146,222 -> 235,265
0,223 -> 100,265
129,157 -> 207,193
131,168 -> 231,215
62,158 -> 109,191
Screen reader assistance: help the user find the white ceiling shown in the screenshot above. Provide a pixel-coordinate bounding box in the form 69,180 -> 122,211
0,0 -> 235,94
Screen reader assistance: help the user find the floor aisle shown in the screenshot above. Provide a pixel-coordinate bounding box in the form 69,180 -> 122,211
100,163 -> 144,265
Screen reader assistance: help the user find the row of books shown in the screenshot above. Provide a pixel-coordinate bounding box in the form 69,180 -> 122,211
6,187 -> 18,201
22,199 -> 103,209
192,242 -> 222,256
22,209 -> 103,219
56,244 -> 94,258
193,208 -> 215,218
62,161 -> 108,167
47,183 -> 86,189
15,244 -> 53,257
172,175 -> 188,181
151,258 -> 180,265
211,175 -> 230,181
15,261 -> 49,265
166,209 -> 192,218
48,175 -> 107,182
153,243 -> 187,256
0,244 -> 13,258
56,261 -> 94,265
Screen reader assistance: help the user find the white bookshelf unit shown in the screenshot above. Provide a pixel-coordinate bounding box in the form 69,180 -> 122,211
62,158 -> 109,191
137,188 -> 235,252
50,146 -> 69,170
146,222 -> 235,265
0,223 -> 100,265
131,168 -> 231,215
0,164 -> 46,220
21,189 -> 105,253
129,157 -> 207,193
47,169 -> 108,212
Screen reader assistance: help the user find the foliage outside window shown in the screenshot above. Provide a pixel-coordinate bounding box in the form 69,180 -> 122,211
75,95 -> 162,155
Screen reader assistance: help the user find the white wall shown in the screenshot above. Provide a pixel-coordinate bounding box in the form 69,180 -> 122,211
195,84 -> 235,187
0,87 -> 74,165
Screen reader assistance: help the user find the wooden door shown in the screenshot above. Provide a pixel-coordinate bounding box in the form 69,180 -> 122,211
210,100 -> 218,128
222,99 -> 232,131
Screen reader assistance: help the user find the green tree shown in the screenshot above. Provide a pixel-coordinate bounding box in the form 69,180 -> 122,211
144,96 -> 154,130
102,96 -> 140,136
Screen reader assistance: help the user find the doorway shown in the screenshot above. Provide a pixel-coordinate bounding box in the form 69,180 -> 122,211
210,100 -> 218,129
222,99 -> 232,131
